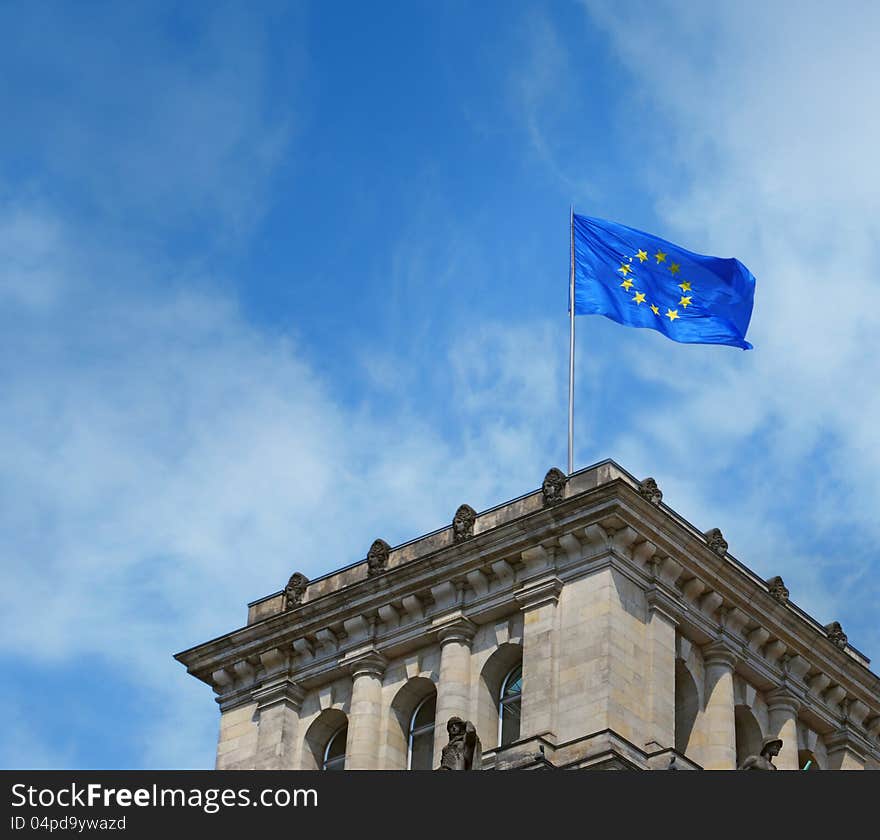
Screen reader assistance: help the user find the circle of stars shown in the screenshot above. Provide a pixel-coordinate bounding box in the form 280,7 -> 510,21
617,248 -> 695,322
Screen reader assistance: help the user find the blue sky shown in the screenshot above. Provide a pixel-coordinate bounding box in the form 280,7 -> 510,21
2,1 -> 879,768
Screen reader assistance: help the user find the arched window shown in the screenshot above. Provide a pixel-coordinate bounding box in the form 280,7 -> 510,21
799,750 -> 820,770
407,694 -> 436,770
477,643 -> 522,750
734,707 -> 762,768
322,724 -> 347,770
498,664 -> 522,746
674,659 -> 700,756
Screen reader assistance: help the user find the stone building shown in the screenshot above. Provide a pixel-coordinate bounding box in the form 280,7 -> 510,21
174,460 -> 880,770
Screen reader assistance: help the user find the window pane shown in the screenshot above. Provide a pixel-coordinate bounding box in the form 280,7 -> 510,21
410,729 -> 434,770
500,696 -> 521,745
323,725 -> 347,770
409,695 -> 436,769
502,665 -> 522,698
413,695 -> 436,730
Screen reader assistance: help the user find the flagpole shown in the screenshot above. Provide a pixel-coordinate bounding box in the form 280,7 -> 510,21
568,205 -> 575,475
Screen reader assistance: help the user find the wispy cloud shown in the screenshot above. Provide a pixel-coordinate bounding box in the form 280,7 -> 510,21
508,9 -> 593,198
580,0 -> 880,657
0,3 -> 301,242
0,192 -> 571,766
3,1 -> 879,772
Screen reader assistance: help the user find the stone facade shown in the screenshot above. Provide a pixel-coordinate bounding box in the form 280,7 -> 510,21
175,460 -> 880,770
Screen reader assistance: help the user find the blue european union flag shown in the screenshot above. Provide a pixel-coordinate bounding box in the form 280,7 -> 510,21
572,214 -> 756,349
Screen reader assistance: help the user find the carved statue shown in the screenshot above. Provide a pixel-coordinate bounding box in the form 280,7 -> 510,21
704,528 -> 728,557
367,538 -> 391,576
766,575 -> 790,605
452,504 -> 477,543
738,736 -> 783,770
283,572 -> 309,610
825,621 -> 848,650
638,477 -> 663,505
541,467 -> 567,506
438,717 -> 482,770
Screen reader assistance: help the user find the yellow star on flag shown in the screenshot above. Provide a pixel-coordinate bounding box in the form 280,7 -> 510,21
620,278 -> 634,291
679,296 -> 692,308
666,308 -> 679,321
669,262 -> 681,275
678,280 -> 691,292
636,249 -> 648,263
618,263 -> 632,276
633,291 -> 646,305
654,250 -> 667,264
650,304 -> 659,315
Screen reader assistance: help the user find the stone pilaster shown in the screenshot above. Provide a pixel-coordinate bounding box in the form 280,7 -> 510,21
644,590 -> 680,752
433,618 -> 477,764
702,642 -> 738,770
214,701 -> 259,770
252,677 -> 305,770
766,688 -> 800,770
345,651 -> 387,770
516,577 -> 563,741
825,728 -> 868,770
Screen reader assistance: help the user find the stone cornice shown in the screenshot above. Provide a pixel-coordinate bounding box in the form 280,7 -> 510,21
556,545 -> 654,593
644,585 -> 683,625
216,683 -> 258,713
824,726 -> 871,761
176,463 -> 880,729
175,485 -> 629,674
515,577 -> 564,611
251,677 -> 305,712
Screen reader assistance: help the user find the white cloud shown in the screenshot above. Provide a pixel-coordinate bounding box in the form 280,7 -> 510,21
0,208 -> 69,309
0,200 -> 570,767
509,9 -> 594,197
4,2 -> 879,770
0,4 -> 300,240
579,0 -> 880,657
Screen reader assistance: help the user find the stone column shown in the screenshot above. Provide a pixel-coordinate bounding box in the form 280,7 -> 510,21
346,651 -> 387,770
516,578 -> 563,740
702,642 -> 738,770
433,618 -> 477,764
252,676 -> 305,770
766,688 -> 800,770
